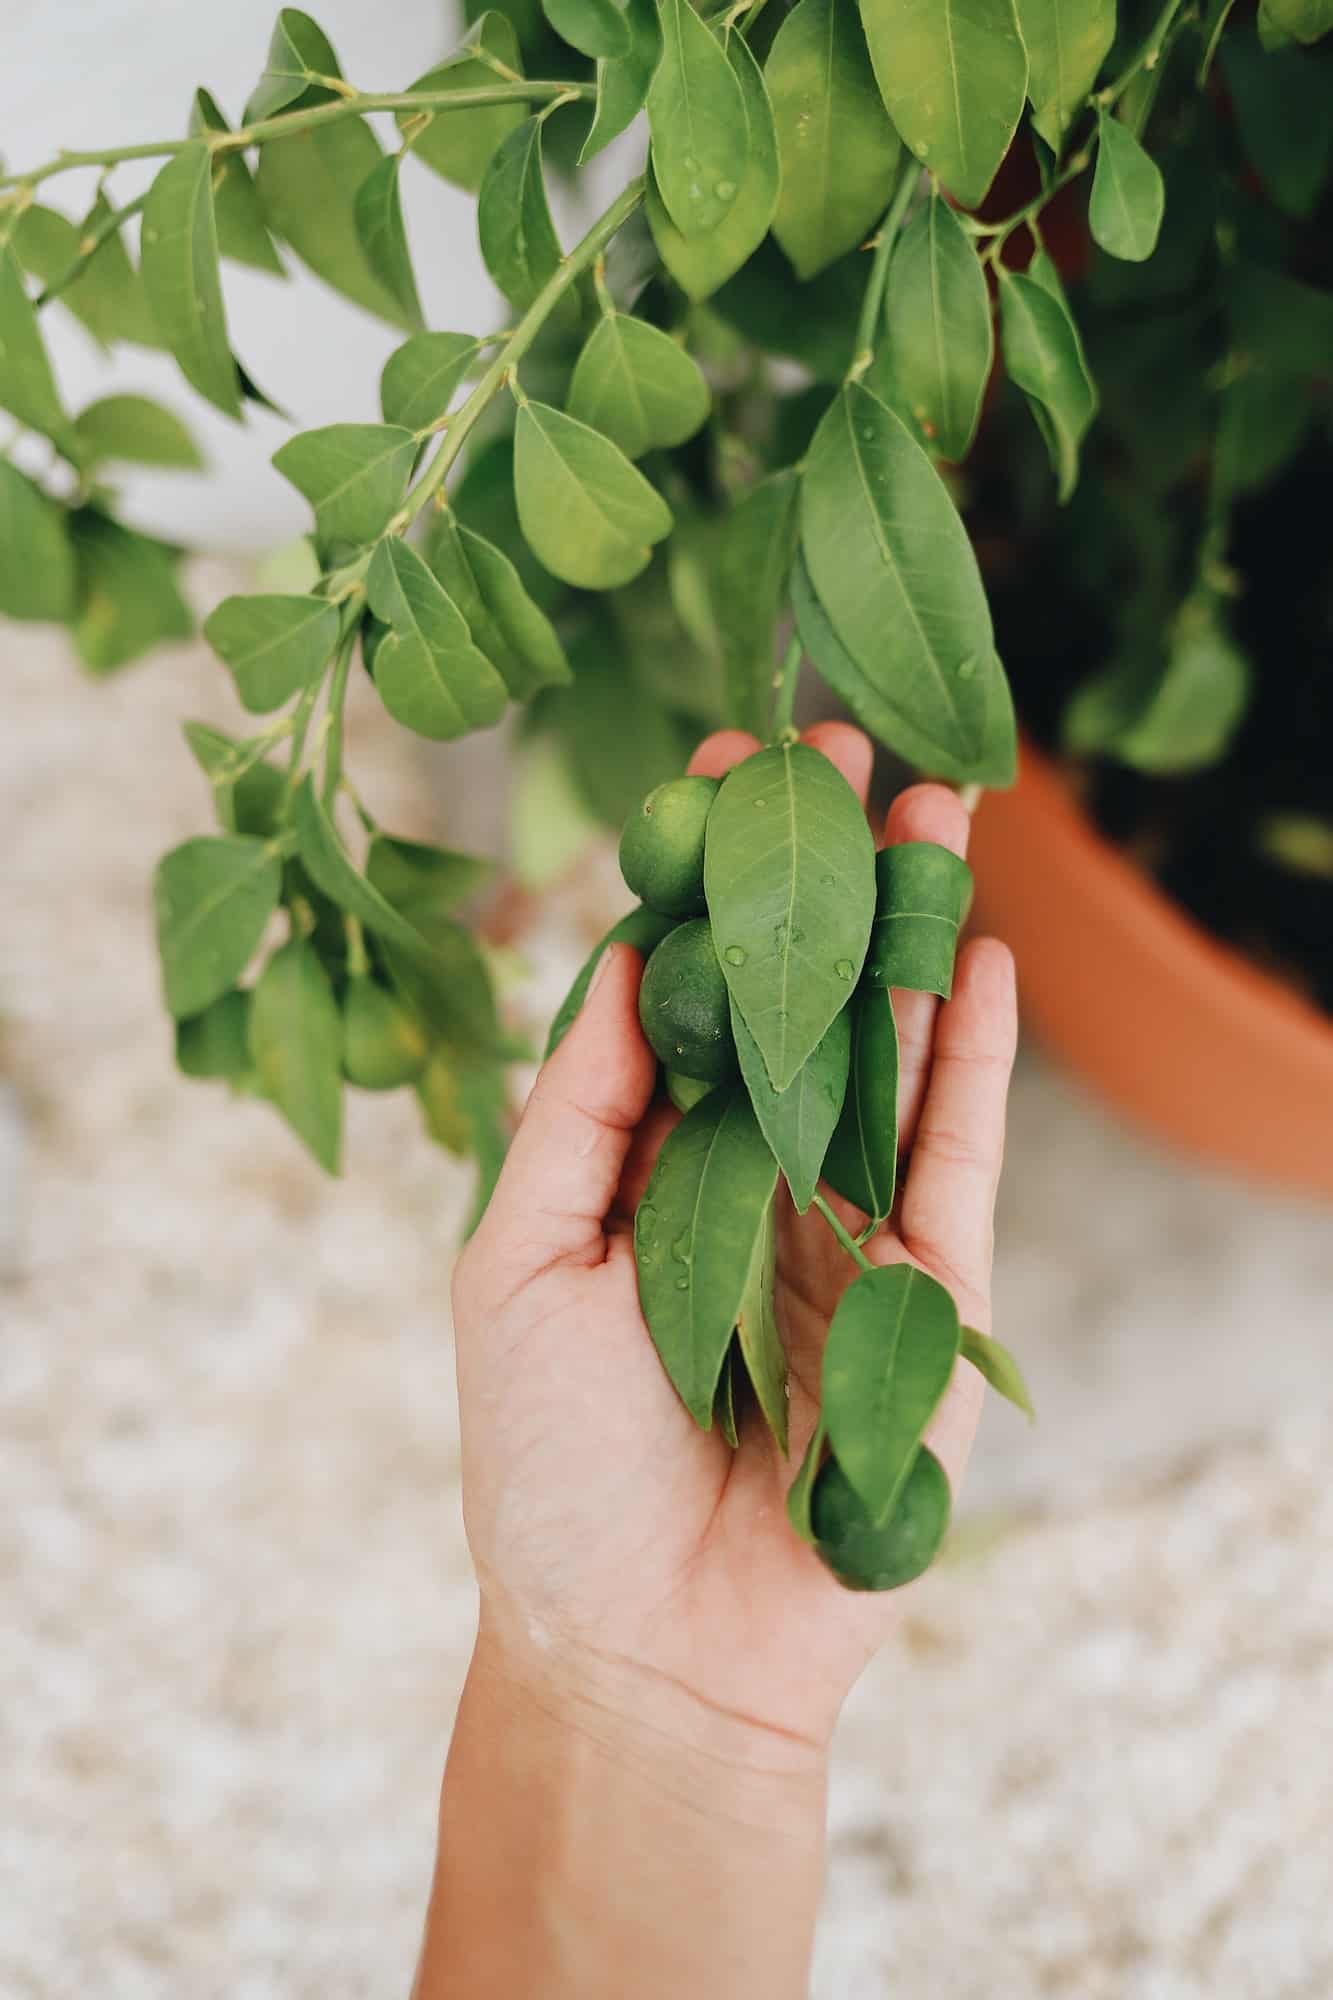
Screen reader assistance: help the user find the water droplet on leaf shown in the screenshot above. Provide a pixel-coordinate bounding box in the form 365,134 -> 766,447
723,945 -> 747,966
835,959 -> 854,980
956,654 -> 979,681
715,180 -> 736,201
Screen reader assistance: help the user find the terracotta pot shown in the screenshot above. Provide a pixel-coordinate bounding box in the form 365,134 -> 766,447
968,738 -> 1333,1202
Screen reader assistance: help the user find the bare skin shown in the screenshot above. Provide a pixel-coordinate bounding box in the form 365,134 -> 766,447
413,724 -> 1018,2000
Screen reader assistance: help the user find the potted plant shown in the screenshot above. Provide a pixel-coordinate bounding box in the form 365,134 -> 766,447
1,1 -> 1329,1503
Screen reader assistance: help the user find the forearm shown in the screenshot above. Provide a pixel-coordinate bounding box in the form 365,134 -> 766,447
413,1613 -> 829,2000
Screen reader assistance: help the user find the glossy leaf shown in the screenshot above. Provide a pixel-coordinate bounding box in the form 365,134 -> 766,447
767,0 -> 901,280
0,463 -> 76,622
1112,597 -> 1251,775
786,1418 -> 827,1542
547,621 -> 697,827
513,399 -> 673,589
248,936 -> 343,1173
353,154 -> 424,328
647,0 -> 748,238
800,383 -> 1016,784
546,904 -> 678,1057
735,1201 -> 788,1451
860,0 -> 1028,209
184,722 -> 286,837
711,471 -> 801,737
380,331 -> 485,430
69,510 -> 192,672
1259,0 -> 1333,41
811,1445 -> 951,1590
154,834 -> 282,1019
14,199 -> 162,351
714,1341 -> 741,1448
732,1000 -> 850,1213
961,1327 -> 1034,1419
822,1262 -> 959,1524
543,0 -> 631,58
477,118 -> 578,328
997,263 -> 1097,502
821,983 -> 898,1221
865,842 -> 972,994
141,142 -> 241,419
72,393 -> 203,470
244,8 -> 341,121
292,774 -> 447,960
425,512 -> 572,699
0,244 -> 74,447
875,194 -> 992,462
633,1085 -> 779,1427
175,989 -> 254,1085
581,0 -> 662,163
271,423 -> 417,545
398,15 -> 527,193
366,535 -> 508,740
703,741 -> 876,1092
1016,0 -> 1115,150
646,30 -> 778,301
255,113 -> 412,329
567,312 -> 710,459
202,593 -> 339,712
364,835 -> 492,927
1090,113 -> 1165,263
189,88 -> 286,274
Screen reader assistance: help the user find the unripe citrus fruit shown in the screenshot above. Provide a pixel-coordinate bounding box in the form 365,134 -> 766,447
619,775 -> 719,918
342,975 -> 428,1090
638,919 -> 737,1081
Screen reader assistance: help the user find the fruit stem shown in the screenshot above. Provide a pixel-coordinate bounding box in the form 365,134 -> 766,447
813,1194 -> 875,1273
848,156 -> 920,382
769,631 -> 803,739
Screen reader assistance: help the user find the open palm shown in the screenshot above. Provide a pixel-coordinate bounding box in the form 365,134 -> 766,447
452,722 -> 1017,1751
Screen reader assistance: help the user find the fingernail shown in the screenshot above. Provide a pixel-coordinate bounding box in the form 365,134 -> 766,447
585,945 -> 615,1006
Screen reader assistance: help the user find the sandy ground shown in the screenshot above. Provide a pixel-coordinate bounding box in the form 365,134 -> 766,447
4,587 -> 1332,1998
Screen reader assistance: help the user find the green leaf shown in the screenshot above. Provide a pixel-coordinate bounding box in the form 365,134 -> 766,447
1215,368 -> 1312,496
398,15 -> 528,193
1111,597 -> 1251,775
647,0 -> 749,238
140,141 -> 241,419
244,7 -> 341,120
0,243 -> 73,448
202,592 -> 339,712
365,534 -> 508,739
799,384 -> 1016,784
786,1418 -> 827,1542
703,741 -> 876,1092
581,0 -> 662,162
735,1200 -> 788,1451
425,511 -> 572,698
543,0 -> 631,58
249,936 -> 343,1172
1259,0 -> 1333,42
255,113 -> 414,329
175,988 -> 254,1084
0,463 -> 76,622
567,312 -> 710,459
961,1327 -> 1033,1419
380,331 -> 485,430
477,118 -> 577,328
822,983 -> 898,1221
714,1340 -> 741,1447
710,469 -> 800,737
189,88 -> 286,274
1228,261 -> 1333,379
364,835 -> 492,924
1015,0 -> 1115,150
872,194 -> 992,463
811,1444 -> 951,1589
767,0 -> 901,280
1219,23 -> 1333,219
997,263 -> 1097,502
13,200 -> 162,351
646,28 -> 778,300
291,774 -> 441,956
154,833 -> 282,1019
184,723 -> 287,836
865,841 -> 972,995
1089,112 -> 1165,263
546,618 -> 698,827
513,399 -> 673,589
860,0 -> 1028,208
545,903 -> 678,1057
633,1084 -> 779,1427
69,510 -> 192,672
821,1262 -> 959,1524
732,1001 -> 850,1214
72,393 -> 204,470
353,154 -> 424,329
272,423 -> 417,545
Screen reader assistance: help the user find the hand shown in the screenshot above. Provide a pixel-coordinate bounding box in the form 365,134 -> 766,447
452,722 -> 1018,1750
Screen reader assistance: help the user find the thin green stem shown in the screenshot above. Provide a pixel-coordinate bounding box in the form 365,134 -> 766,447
321,633 -> 356,811
1196,0 -> 1236,84
1099,0 -> 1192,111
283,674 -> 323,804
812,1195 -> 875,1274
848,157 -> 920,380
34,191 -> 147,309
974,152 -> 1090,253
769,631 -> 803,740
398,175 -> 646,527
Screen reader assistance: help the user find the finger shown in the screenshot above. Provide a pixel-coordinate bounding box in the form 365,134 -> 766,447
881,783 -> 973,1156
896,937 -> 1017,1329
688,729 -> 761,778
465,944 -> 656,1294
608,1095 -> 680,1229
800,721 -> 873,807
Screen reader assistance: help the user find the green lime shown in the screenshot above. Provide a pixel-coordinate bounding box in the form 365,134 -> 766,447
342,975 -> 428,1090
665,1068 -> 716,1113
638,919 -> 738,1082
811,1448 -> 951,1592
619,775 -> 719,918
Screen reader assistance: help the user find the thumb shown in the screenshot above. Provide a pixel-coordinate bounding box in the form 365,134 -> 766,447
468,944 -> 657,1289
